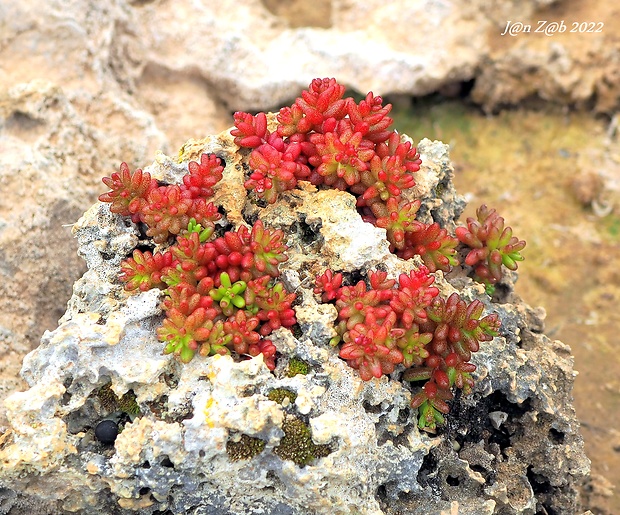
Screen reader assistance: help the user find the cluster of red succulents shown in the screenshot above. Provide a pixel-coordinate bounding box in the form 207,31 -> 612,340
232,78 -> 526,279
456,204 -> 526,288
99,155 -> 296,369
98,78 -> 527,431
231,78 -> 461,273
314,268 -> 501,432
99,153 -> 224,244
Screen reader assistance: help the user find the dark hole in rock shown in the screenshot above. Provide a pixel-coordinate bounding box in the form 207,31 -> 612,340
526,465 -> 552,495
160,456 -> 175,468
488,425 -> 512,455
6,110 -> 44,132
134,243 -> 155,255
216,204 -> 229,221
416,450 -> 438,488
290,323 -> 303,339
548,427 -> 565,444
139,487 -> 151,495
137,222 -> 150,240
241,204 -> 259,226
295,217 -> 319,244
442,391 -> 533,462
397,407 -> 411,424
162,374 -> 178,388
446,475 -> 460,486
362,401 -> 384,414
459,78 -> 476,98
435,79 -> 477,100
469,463 -> 490,482
342,269 -> 365,287
376,483 -> 388,501
141,461 -> 150,468
199,450 -> 205,458
214,154 -> 227,169
490,281 -> 512,304
391,427 -> 415,449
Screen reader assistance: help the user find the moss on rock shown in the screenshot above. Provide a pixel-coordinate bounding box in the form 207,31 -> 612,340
274,415 -> 331,466
96,384 -> 141,416
286,357 -> 310,377
268,388 -> 297,406
226,434 -> 266,461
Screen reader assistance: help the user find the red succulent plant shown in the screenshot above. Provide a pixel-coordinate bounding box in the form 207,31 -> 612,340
99,78 -> 524,432
99,153 -> 296,370
314,267 -> 501,432
456,204 -> 526,288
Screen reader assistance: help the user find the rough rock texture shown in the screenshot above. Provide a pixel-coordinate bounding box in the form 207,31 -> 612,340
1,0 -> 618,429
4,0 -> 618,118
0,130 -> 590,515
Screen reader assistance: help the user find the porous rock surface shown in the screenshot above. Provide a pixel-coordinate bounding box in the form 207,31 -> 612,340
0,128 -> 589,515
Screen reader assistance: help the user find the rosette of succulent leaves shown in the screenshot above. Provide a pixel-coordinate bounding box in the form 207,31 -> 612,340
99,78 -> 525,431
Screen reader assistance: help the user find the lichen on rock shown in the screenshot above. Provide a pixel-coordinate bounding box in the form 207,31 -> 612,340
0,124 -> 590,515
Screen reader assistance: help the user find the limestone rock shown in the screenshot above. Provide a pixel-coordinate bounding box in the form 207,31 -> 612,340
0,128 -> 589,514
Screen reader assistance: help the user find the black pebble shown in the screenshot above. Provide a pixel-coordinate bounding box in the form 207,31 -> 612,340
95,420 -> 119,444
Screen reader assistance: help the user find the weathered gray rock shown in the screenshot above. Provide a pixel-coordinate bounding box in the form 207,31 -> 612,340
0,129 -> 589,514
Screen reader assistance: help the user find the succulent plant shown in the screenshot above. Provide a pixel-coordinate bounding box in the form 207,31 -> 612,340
231,111 -> 269,148
313,269 -> 343,303
99,154 -> 223,243
426,293 -> 501,362
456,204 -> 526,289
346,91 -> 393,143
119,249 -> 173,292
276,77 -> 347,137
222,310 -> 261,355
374,198 -> 423,250
339,310 -> 404,381
98,162 -> 156,220
158,307 -> 219,363
99,78 -> 527,432
398,223 -> 459,273
314,267 -> 502,432
183,152 -> 224,199
100,156 -> 296,370
311,123 -> 375,190
209,272 -> 247,317
245,143 -> 300,203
